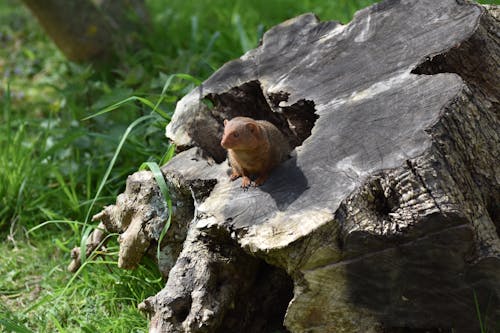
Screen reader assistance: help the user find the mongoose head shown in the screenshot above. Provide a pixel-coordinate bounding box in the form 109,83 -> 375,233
221,117 -> 261,150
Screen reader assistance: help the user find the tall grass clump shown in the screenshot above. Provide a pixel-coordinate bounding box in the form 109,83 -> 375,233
0,85 -> 31,230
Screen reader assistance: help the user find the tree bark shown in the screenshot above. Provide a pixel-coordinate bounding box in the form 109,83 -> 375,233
21,0 -> 149,64
89,0 -> 499,332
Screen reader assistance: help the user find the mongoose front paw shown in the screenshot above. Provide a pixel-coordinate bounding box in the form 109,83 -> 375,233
241,176 -> 251,188
253,174 -> 268,187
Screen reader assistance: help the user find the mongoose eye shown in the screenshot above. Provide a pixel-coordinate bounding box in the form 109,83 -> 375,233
233,132 -> 239,138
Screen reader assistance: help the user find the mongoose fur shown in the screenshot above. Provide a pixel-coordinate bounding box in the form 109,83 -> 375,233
220,116 -> 291,188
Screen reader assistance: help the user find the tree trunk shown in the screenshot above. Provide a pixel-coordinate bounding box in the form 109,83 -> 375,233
21,0 -> 148,64
88,0 -> 499,332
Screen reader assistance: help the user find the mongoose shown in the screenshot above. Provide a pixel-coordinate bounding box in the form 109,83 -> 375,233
220,116 -> 291,188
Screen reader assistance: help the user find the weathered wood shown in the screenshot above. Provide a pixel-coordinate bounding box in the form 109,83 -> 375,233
91,0 -> 499,332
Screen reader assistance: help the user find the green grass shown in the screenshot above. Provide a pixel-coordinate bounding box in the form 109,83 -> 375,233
0,233 -> 162,332
17,0 -> 500,331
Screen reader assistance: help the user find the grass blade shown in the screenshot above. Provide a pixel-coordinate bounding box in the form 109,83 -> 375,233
139,162 -> 172,263
232,13 -> 252,53
0,317 -> 34,333
84,114 -> 156,225
82,96 -> 160,120
473,289 -> 486,333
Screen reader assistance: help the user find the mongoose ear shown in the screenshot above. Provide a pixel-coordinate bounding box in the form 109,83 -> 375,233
224,119 -> 228,126
246,122 -> 257,133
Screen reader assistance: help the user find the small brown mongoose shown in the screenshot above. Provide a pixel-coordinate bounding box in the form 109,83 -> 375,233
220,116 -> 291,188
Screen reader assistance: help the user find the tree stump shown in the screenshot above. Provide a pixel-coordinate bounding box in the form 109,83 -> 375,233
91,0 -> 499,332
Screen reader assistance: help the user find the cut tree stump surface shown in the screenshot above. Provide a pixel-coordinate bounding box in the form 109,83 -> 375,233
91,1 -> 499,332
